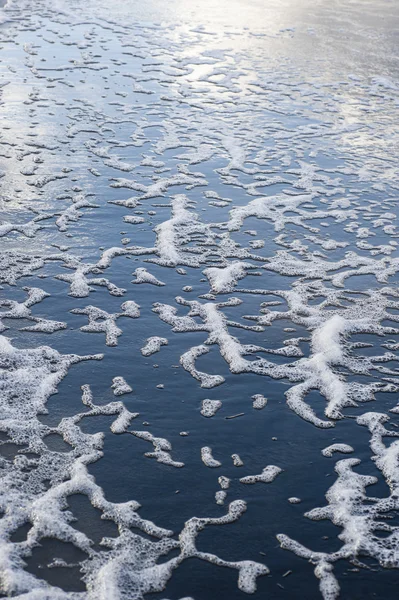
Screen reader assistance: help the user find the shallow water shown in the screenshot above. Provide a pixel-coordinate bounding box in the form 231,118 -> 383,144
0,0 -> 399,598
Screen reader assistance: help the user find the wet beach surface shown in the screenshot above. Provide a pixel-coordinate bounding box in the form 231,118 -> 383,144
0,0 -> 399,598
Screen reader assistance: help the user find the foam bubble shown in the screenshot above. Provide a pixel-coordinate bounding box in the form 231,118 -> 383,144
111,377 -> 133,396
322,444 -> 354,457
141,336 -> 168,357
200,399 -> 222,417
240,465 -> 282,485
252,394 -> 267,410
201,447 -> 222,468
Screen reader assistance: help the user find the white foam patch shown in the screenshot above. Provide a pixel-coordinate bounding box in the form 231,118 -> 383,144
240,466 -> 282,485
0,334 -> 268,597
180,345 -> 225,388
252,394 -> 267,410
123,215 -> 145,224
151,194 -> 213,268
203,262 -> 253,294
0,287 -> 66,334
200,399 -> 222,417
132,267 -> 165,286
141,336 -> 168,356
322,444 -> 354,457
131,431 -> 184,468
110,173 -> 207,201
0,217 -> 44,238
219,476 -> 231,489
56,260 -> 127,298
55,194 -> 99,232
201,446 -> 222,468
71,302 -> 140,346
111,376 -> 133,396
232,454 -> 244,467
278,411 -> 399,598
215,490 -> 227,505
